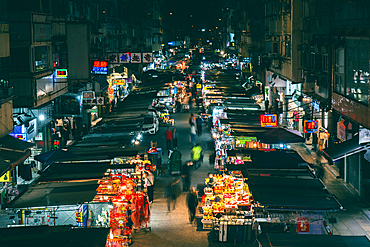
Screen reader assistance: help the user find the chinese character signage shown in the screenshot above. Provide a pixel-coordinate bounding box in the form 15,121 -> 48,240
131,53 -> 141,63
304,120 -> 318,133
337,119 -> 346,141
82,91 -> 95,99
91,60 -> 108,75
260,114 -> 278,127
142,53 -> 153,63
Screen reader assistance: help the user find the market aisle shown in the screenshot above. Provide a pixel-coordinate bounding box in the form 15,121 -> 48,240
131,97 -> 217,246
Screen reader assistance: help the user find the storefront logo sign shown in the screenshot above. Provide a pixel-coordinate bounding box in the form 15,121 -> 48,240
260,114 -> 277,127
304,120 -> 318,133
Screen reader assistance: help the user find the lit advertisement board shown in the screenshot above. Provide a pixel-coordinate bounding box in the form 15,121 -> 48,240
260,114 -> 278,127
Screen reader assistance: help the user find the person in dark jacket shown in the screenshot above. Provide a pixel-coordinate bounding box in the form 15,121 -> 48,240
164,178 -> 181,212
196,115 -> 203,136
186,187 -> 198,223
182,161 -> 192,192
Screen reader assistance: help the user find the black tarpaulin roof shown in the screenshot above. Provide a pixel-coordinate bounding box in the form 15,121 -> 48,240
0,225 -> 109,247
248,175 -> 342,211
0,135 -> 35,152
7,179 -> 99,208
226,149 -> 312,169
258,233 -> 370,247
256,127 -> 305,144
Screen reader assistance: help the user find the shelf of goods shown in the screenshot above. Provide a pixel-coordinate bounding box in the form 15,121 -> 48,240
94,164 -> 151,246
201,173 -> 251,231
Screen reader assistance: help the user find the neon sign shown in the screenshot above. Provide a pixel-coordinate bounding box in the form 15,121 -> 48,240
56,69 -> 67,77
260,114 -> 278,127
304,120 -> 318,133
91,61 -> 108,74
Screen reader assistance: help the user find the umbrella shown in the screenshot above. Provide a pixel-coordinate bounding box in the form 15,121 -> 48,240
34,149 -> 77,164
257,127 -> 305,144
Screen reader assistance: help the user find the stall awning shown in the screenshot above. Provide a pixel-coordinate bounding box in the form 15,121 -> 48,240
0,149 -> 31,175
6,179 -> 99,208
322,135 -> 370,162
0,135 -> 35,152
248,175 -> 342,211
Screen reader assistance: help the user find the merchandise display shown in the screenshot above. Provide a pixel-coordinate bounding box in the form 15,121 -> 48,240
201,172 -> 252,234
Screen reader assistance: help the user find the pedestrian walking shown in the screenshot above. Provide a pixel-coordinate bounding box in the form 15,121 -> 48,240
186,187 -> 198,223
196,115 -> 203,136
164,178 -> 181,212
176,100 -> 182,113
190,124 -> 197,144
165,127 -> 173,151
182,161 -> 192,192
172,128 -> 179,149
191,143 -> 203,169
264,99 -> 269,113
143,171 -> 155,203
189,113 -> 196,126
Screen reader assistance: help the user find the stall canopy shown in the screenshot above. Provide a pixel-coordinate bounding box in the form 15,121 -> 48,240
6,179 -> 99,208
34,149 -> 77,164
256,127 -> 305,144
248,174 -> 342,211
322,134 -> 370,163
0,135 -> 35,175
0,225 -> 109,247
226,149 -> 312,170
258,233 -> 370,247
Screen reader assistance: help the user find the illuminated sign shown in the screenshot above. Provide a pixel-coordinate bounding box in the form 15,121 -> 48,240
260,114 -> 278,127
82,91 -> 95,99
56,69 -> 67,77
91,60 -> 108,74
304,120 -> 318,133
53,140 -> 60,149
113,79 -> 125,86
9,133 -> 27,141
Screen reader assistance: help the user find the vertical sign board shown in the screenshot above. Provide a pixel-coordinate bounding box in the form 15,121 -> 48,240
66,23 -> 91,81
337,119 -> 346,142
260,114 -> 278,127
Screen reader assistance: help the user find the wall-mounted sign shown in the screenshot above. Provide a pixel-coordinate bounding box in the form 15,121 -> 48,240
0,171 -> 11,182
91,60 -> 108,75
53,140 -> 60,149
337,119 -> 346,142
56,69 -> 67,77
304,120 -> 318,133
113,79 -> 125,86
82,91 -> 95,99
260,114 -> 278,127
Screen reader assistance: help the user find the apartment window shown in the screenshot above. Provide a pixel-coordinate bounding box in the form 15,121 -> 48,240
334,48 -> 345,95
33,45 -> 50,71
345,38 -> 369,105
322,54 -> 328,72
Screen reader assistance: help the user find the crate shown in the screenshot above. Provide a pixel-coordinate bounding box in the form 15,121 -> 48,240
201,219 -> 213,230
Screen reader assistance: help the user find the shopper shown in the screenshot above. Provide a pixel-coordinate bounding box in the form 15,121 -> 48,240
182,161 -> 192,192
186,187 -> 198,223
165,127 -> 173,151
190,124 -> 197,144
176,100 -> 182,113
264,99 -> 269,113
196,115 -> 203,136
164,178 -> 181,212
189,113 -> 196,126
172,128 -> 179,149
191,143 -> 203,169
144,171 -> 155,203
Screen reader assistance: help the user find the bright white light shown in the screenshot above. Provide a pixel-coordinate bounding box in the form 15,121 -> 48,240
287,145 -> 291,149
137,134 -> 142,139
39,115 -> 45,121
280,144 -> 284,148
201,29 -> 206,32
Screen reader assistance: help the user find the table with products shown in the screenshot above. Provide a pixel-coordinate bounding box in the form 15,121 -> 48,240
199,172 -> 253,243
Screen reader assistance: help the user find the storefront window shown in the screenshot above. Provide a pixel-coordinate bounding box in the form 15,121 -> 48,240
345,38 -> 369,105
334,48 -> 345,94
34,45 -> 50,71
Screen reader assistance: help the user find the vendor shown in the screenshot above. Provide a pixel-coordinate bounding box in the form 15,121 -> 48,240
206,173 -> 216,188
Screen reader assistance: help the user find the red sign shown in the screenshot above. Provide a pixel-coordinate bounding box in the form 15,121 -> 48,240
304,120 -> 318,133
93,61 -> 107,67
297,217 -> 310,232
260,114 -> 278,127
56,69 -> 67,77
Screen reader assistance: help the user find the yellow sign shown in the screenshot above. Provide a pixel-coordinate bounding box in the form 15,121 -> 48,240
0,171 -> 11,182
113,79 -> 125,86
196,84 -> 202,89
